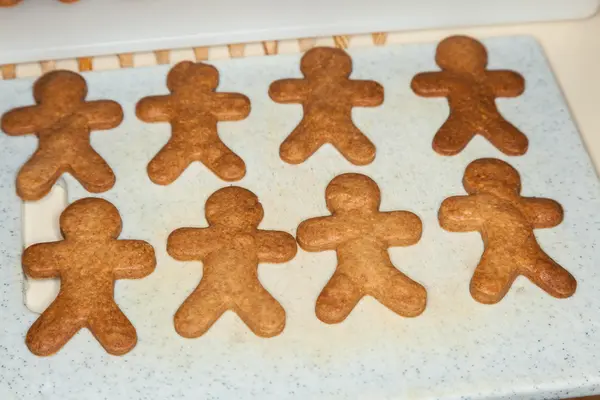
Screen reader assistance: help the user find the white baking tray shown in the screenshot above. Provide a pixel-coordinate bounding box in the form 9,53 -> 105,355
0,36 -> 599,400
0,0 -> 598,65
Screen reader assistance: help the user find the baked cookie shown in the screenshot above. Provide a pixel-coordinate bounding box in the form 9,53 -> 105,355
167,186 -> 297,337
296,173 -> 426,323
1,70 -> 123,200
439,158 -> 576,303
411,35 -> 527,156
1,0 -> 79,6
24,198 -> 156,356
136,61 -> 250,184
269,47 -> 384,165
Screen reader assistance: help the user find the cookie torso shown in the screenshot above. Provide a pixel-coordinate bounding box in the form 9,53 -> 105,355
172,87 -> 217,120
472,192 -> 534,242
56,241 -> 120,305
336,237 -> 391,287
38,113 -> 90,157
303,78 -> 355,127
201,228 -> 261,291
446,72 -> 499,126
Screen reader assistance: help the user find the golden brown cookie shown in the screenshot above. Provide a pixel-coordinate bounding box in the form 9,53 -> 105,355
296,173 -> 426,323
439,158 -> 576,304
1,70 -> 123,201
411,35 -> 527,156
24,197 -> 156,356
0,0 -> 78,5
269,47 -> 384,165
136,61 -> 250,184
167,186 -> 297,338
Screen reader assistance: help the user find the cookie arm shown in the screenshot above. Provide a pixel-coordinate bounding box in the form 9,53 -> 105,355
256,230 -> 298,263
211,93 -> 251,121
22,242 -> 63,278
438,196 -> 481,232
376,211 -> 422,246
296,216 -> 347,252
522,197 -> 564,229
112,240 -> 156,279
268,79 -> 308,104
410,72 -> 450,97
136,95 -> 173,122
1,105 -> 47,135
167,227 -> 220,261
82,100 -> 124,130
487,70 -> 525,97
350,80 -> 384,107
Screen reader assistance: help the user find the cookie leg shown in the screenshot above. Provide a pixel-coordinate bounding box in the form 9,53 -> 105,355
483,119 -> 528,156
279,121 -> 323,164
88,301 -> 137,355
332,124 -> 376,165
16,153 -> 62,200
147,140 -> 192,185
235,284 -> 286,337
26,299 -> 83,356
316,272 -> 362,324
201,137 -> 246,181
432,114 -> 474,156
470,247 -> 518,304
373,269 -> 427,317
71,147 -> 116,193
174,281 -> 228,338
523,245 -> 576,299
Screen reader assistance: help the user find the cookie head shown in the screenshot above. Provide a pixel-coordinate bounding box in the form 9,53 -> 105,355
33,71 -> 87,105
300,47 -> 352,79
60,198 -> 122,239
463,158 -> 521,194
205,187 -> 264,229
435,36 -> 487,73
326,173 -> 381,213
167,61 -> 219,92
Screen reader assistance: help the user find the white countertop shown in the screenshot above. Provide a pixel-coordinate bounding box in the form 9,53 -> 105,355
0,0 -> 596,65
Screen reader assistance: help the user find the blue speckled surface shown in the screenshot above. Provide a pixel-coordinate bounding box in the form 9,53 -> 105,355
1,36 -> 599,400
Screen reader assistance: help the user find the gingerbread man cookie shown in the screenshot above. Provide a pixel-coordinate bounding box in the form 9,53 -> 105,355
269,47 -> 384,165
411,35 -> 527,156
167,186 -> 297,337
136,61 -> 250,184
1,0 -> 78,6
439,158 -> 576,304
296,173 -> 426,323
24,198 -> 156,356
1,70 -> 123,201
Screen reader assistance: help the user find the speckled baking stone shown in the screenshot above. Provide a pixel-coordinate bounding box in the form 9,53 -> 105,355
1,36 -> 599,400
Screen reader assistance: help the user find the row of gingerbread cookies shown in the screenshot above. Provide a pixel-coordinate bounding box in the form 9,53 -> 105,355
1,35 -> 526,202
24,159 -> 576,356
